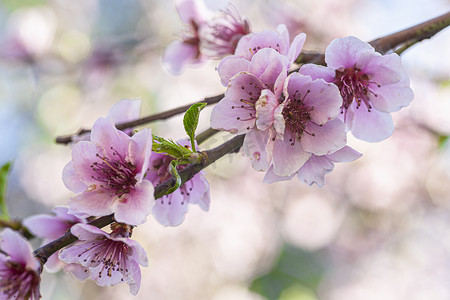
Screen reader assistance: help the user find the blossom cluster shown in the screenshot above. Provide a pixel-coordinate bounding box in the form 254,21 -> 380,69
1,99 -> 211,298
57,100 -> 210,293
0,0 -> 416,298
209,28 -> 413,186
165,0 -> 413,186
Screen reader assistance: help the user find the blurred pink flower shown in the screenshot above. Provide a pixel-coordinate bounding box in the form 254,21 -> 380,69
59,223 -> 147,296
146,140 -> 210,226
63,117 -> 154,226
0,228 -> 41,300
23,206 -> 88,278
200,4 -> 250,58
301,36 -> 414,142
163,0 -> 250,75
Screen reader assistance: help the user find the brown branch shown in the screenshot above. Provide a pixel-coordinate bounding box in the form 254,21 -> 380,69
370,11 -> 450,54
0,218 -> 33,239
294,50 -> 326,66
55,11 -> 450,145
295,11 -> 450,66
196,127 -> 220,144
55,94 -> 224,145
33,134 -> 245,264
33,214 -> 115,265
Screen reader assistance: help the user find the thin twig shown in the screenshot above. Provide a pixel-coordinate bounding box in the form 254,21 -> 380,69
196,127 -> 220,144
370,11 -> 450,54
56,12 -> 450,145
55,94 -> 224,144
33,134 -> 245,264
0,218 -> 33,239
33,214 -> 115,265
293,11 -> 450,71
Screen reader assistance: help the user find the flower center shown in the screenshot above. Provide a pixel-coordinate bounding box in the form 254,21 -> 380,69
90,147 -> 137,197
0,261 -> 40,299
77,238 -> 131,280
335,67 -> 380,116
282,89 -> 315,146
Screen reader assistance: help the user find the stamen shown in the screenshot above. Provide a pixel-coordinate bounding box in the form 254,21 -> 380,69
335,67 -> 381,117
90,147 -> 137,197
282,89 -> 316,146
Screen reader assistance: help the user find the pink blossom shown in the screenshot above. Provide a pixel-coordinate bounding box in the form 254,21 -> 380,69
23,206 -> 88,278
300,36 -> 414,142
0,228 -> 41,300
243,72 -> 346,177
234,24 -> 305,64
63,117 -> 155,226
146,140 -> 210,226
263,146 -> 362,187
217,24 -> 306,86
210,48 -> 288,134
163,0 -> 250,75
59,223 -> 148,295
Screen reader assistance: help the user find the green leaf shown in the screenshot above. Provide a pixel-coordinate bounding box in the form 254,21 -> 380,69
165,160 -> 182,195
0,162 -> 12,219
183,103 -> 207,152
152,135 -> 193,159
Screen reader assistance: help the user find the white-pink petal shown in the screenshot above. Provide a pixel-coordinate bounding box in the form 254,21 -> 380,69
185,173 -> 210,211
299,64 -> 336,83
287,32 -> 306,65
255,89 -> 279,131
217,56 -> 250,86
0,229 -> 39,270
128,128 -> 153,182
296,155 -> 335,187
301,118 -> 346,156
272,138 -> 311,176
348,102 -> 394,142
325,36 -> 374,70
370,76 -> 414,113
327,146 -> 362,162
68,189 -> 116,218
23,215 -> 69,240
175,0 -> 210,25
152,191 -> 188,227
114,180 -> 155,226
162,41 -> 201,75
107,99 -> 141,125
243,129 -> 272,172
91,118 -> 131,159
70,141 -> 104,186
263,165 -> 294,184
62,162 -> 87,194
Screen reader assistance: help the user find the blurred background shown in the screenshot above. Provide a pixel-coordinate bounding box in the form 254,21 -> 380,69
0,0 -> 450,299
